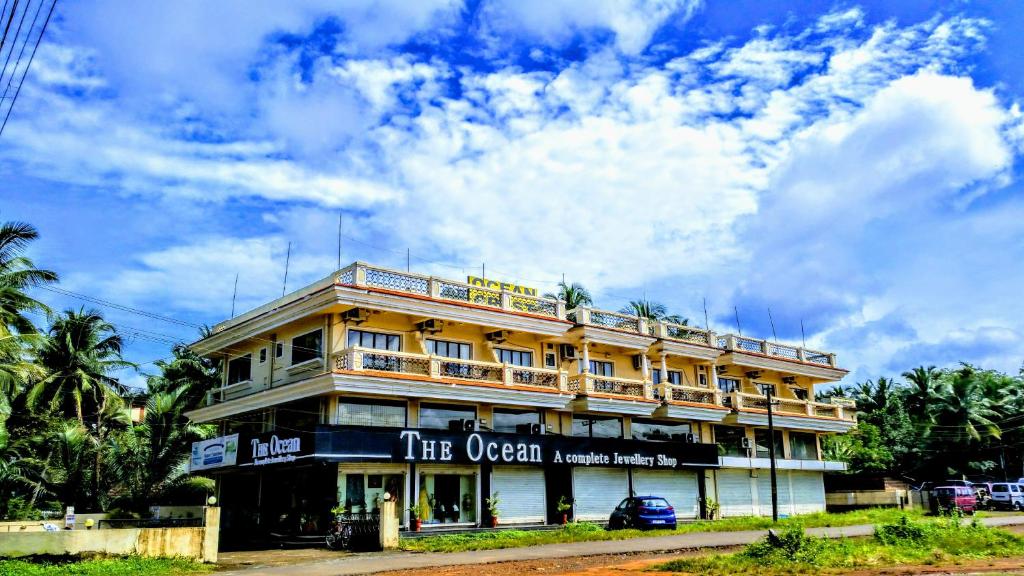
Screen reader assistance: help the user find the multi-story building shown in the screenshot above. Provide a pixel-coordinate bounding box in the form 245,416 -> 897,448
185,262 -> 855,542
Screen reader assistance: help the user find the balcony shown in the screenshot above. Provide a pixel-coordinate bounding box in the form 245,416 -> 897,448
334,347 -> 568,393
567,372 -> 658,416
338,263 -> 565,320
653,383 -> 731,423
718,334 -> 837,368
724,391 -> 857,432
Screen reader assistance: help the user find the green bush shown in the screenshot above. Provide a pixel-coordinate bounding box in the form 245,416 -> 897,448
874,514 -> 928,545
0,556 -> 211,576
742,527 -> 830,566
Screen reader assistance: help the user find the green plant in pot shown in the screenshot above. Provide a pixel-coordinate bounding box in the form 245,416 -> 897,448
556,495 -> 573,525
407,506 -> 422,531
485,492 -> 501,528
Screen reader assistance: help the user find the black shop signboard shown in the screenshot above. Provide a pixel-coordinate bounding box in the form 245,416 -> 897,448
312,425 -> 719,469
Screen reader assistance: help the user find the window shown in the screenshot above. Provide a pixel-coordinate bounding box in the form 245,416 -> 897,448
717,377 -> 740,393
698,372 -> 708,387
348,329 -> 400,351
789,432 -> 818,460
259,348 -> 267,364
496,348 -> 533,367
756,383 -> 777,396
792,387 -> 808,401
493,408 -> 540,433
589,360 -> 614,376
292,329 -> 323,365
227,354 -> 252,384
714,425 -> 747,457
572,415 -> 622,438
418,473 -> 476,524
755,428 -> 785,458
631,419 -> 691,442
275,397 -> 322,429
419,403 -> 475,430
652,370 -> 681,385
544,353 -> 557,368
275,342 -> 284,358
338,398 -> 407,428
427,339 -> 471,359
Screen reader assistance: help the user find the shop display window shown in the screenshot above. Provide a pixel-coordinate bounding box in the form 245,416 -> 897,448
338,471 -> 404,517
417,473 -> 477,524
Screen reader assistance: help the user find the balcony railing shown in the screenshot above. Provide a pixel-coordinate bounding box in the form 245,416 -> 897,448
337,263 -> 565,319
729,391 -> 856,422
566,373 -> 652,400
717,334 -> 838,368
334,347 -> 567,391
656,383 -> 720,406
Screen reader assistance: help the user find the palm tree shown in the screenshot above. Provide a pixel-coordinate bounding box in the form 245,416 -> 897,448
902,365 -> 941,421
38,422 -> 95,510
931,365 -> 1002,443
544,281 -> 593,310
28,308 -> 134,423
619,299 -> 688,325
0,221 -> 58,340
148,343 -> 220,410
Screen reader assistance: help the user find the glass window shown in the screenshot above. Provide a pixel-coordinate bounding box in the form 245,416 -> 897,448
994,484 -> 1009,493
791,387 -> 809,401
789,432 -> 818,460
756,383 -> 777,396
348,329 -> 400,351
589,360 -> 614,376
631,419 -> 692,442
652,370 -> 682,385
275,342 -> 284,358
419,403 -> 475,430
338,398 -> 407,428
717,377 -> 740,393
275,397 -> 322,430
755,428 -> 785,458
227,354 -> 252,384
259,348 -> 267,364
427,339 -> 471,359
572,415 -> 622,438
292,329 -> 323,365
418,473 -> 476,524
493,408 -> 541,433
714,425 -> 747,457
496,348 -> 533,367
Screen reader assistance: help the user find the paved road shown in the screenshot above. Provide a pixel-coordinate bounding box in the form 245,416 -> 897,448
220,515 -> 1024,576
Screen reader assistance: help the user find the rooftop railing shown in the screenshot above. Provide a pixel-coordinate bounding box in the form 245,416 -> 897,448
728,391 -> 856,422
337,263 -> 565,319
717,334 -> 837,368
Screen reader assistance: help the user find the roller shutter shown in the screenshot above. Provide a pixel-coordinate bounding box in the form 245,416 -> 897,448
491,466 -> 546,524
758,471 -> 793,516
791,472 -> 826,514
717,469 -> 755,517
631,469 -> 699,519
573,468 -> 629,521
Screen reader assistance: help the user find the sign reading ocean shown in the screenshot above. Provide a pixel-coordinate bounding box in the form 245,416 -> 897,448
466,276 -> 549,314
189,434 -> 239,472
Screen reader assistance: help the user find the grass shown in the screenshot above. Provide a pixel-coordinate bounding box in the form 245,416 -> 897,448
400,507 -> 930,553
0,556 -> 213,576
652,515 -> 1024,575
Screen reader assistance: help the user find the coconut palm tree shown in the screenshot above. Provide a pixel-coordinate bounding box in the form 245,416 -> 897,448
0,221 -> 58,340
38,422 -> 96,510
619,299 -> 688,325
544,281 -> 593,310
902,365 -> 941,421
931,365 -> 1002,443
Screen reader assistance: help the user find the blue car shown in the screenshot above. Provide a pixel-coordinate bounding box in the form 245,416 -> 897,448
608,496 -> 677,530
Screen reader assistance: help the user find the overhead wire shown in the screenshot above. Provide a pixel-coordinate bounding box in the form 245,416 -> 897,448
0,0 -> 56,136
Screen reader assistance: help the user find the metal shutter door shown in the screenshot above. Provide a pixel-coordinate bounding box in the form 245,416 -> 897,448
717,469 -> 754,517
791,472 -> 825,514
757,471 -> 793,516
632,469 -> 700,519
573,468 -> 629,521
491,466 -> 546,524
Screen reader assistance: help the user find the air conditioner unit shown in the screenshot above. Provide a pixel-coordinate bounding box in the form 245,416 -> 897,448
685,433 -> 697,444
463,419 -> 479,432
341,307 -> 370,324
559,344 -> 577,360
486,330 -> 510,343
416,319 -> 442,333
740,437 -> 752,450
631,355 -> 644,370
515,423 -> 543,435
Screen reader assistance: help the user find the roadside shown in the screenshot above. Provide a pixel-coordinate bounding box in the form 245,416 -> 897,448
215,514 -> 1024,576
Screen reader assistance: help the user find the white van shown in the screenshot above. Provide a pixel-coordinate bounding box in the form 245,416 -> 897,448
989,483 -> 1024,510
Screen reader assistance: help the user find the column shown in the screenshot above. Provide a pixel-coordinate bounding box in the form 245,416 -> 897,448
580,340 -> 590,374
660,353 -> 669,383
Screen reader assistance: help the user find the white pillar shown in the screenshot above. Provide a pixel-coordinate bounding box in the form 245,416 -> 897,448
580,340 -> 590,374
660,353 -> 668,383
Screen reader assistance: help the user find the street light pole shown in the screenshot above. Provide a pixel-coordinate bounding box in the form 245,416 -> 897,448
766,385 -> 779,523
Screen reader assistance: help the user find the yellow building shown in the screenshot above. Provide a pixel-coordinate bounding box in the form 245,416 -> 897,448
185,262 -> 854,543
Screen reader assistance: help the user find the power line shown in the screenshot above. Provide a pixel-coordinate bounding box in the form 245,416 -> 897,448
0,0 -> 55,136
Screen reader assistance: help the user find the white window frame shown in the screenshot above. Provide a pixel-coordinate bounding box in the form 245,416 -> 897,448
346,328 -> 403,351
227,353 -> 253,385
426,337 -> 473,360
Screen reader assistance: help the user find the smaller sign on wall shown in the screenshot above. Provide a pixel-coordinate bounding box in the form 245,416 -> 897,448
237,430 -> 314,467
189,434 -> 240,472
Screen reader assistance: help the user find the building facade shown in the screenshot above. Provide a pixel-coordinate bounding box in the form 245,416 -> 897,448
184,262 -> 855,543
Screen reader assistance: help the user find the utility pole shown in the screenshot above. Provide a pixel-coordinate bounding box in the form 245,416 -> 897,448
766,385 -> 779,522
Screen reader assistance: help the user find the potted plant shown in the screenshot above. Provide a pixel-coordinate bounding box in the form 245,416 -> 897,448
485,492 -> 501,528
556,495 -> 572,525
408,506 -> 422,531
702,496 -> 720,521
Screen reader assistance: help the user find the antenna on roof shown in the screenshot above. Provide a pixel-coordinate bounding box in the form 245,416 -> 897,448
406,248 -> 410,272
282,241 -> 291,297
230,273 -> 239,318
703,297 -> 710,332
768,307 -> 778,343
482,263 -> 485,280
733,306 -> 742,336
342,213 -> 350,270
800,318 -> 807,349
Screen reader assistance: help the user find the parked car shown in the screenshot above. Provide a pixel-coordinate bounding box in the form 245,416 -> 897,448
930,486 -> 976,515
608,496 -> 677,530
989,483 -> 1024,511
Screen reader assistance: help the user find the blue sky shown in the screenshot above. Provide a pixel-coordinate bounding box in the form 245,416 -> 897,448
3,0 -> 1023,389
